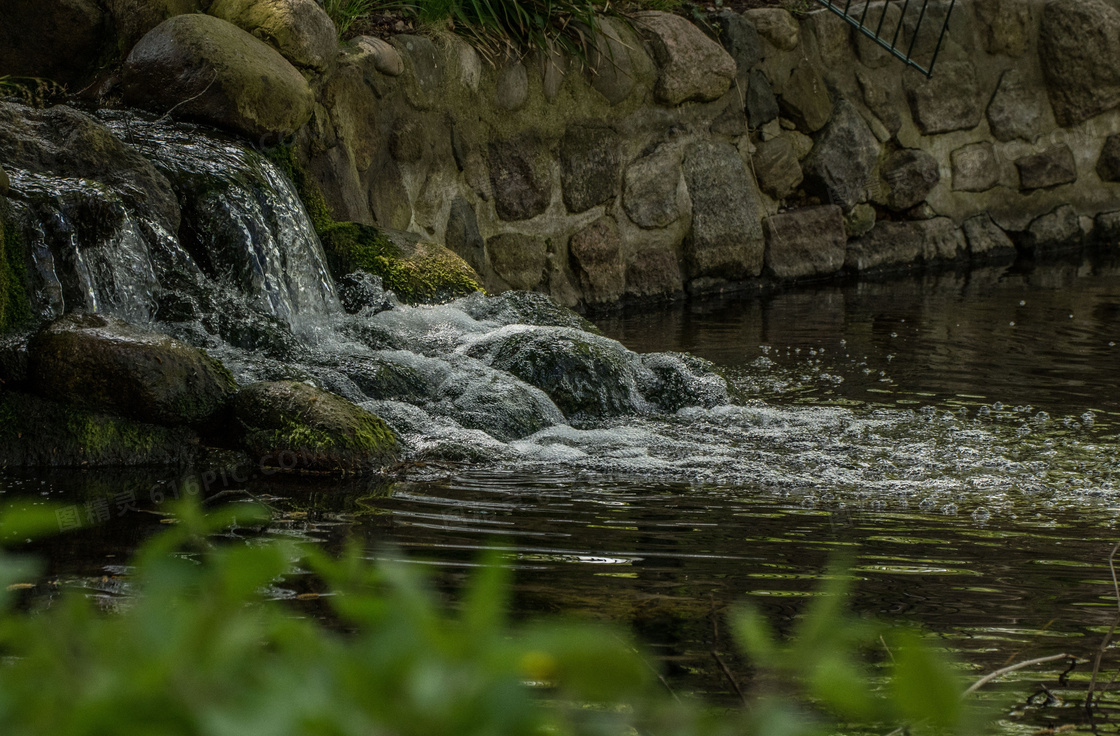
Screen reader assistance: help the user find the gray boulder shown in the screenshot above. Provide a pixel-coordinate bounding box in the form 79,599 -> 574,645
845,218 -> 965,271
753,136 -> 803,200
1039,0 -> 1120,127
1094,210 -> 1120,245
623,145 -> 684,230
635,11 -> 737,106
569,216 -> 625,304
559,124 -> 621,214
802,101 -> 881,211
708,10 -> 763,72
1022,204 -> 1083,252
880,149 -> 940,211
487,133 -> 552,221
746,8 -> 800,50
683,141 -> 765,280
962,213 -> 1016,258
779,64 -> 832,134
208,0 -> 337,72
1017,145 -> 1078,190
986,69 -> 1045,143
587,18 -> 643,105
764,206 -> 846,279
746,69 -> 780,129
106,0 -> 203,53
974,0 -> 1033,56
903,61 -> 982,135
951,142 -> 1000,192
1097,134 -> 1120,182
486,233 -> 547,290
123,14 -> 315,140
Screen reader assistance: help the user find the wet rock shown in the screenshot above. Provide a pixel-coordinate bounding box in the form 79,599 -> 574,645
123,14 -> 314,141
764,205 -> 846,279
708,10 -> 763,72
951,142 -> 1000,192
495,58 -> 529,111
962,213 -> 1016,258
753,136 -> 803,200
349,36 -> 404,76
986,69 -> 1045,143
903,60 -> 982,135
626,247 -> 684,298
0,166 -> 8,197
779,64 -> 832,134
1022,204 -> 1083,252
1016,145 -> 1078,191
1096,134 -> 1120,182
683,141 -> 765,280
28,313 -> 236,426
745,8 -> 800,50
208,0 -> 336,72
0,102 -> 180,232
0,391 -> 198,467
1039,0 -> 1120,127
488,133 -> 552,221
233,381 -> 398,472
445,197 -> 486,276
623,145 -> 684,229
455,290 -> 598,332
388,35 -> 443,110
844,203 -> 876,238
845,218 -> 965,271
855,68 -> 901,137
635,11 -> 736,106
587,18 -> 642,105
746,69 -> 780,128
852,2 -> 900,68
974,0 -> 1033,56
486,233 -> 547,290
559,124 -> 621,214
437,360 -> 564,441
710,104 -> 748,137
337,272 -> 396,314
569,216 -> 625,304
0,0 -> 107,86
465,326 -> 644,418
880,149 -> 940,211
638,352 -> 730,412
802,101 -> 881,211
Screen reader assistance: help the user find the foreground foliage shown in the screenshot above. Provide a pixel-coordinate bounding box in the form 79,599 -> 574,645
0,501 -> 989,736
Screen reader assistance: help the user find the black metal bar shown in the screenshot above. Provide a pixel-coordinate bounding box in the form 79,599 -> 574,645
810,0 -> 952,77
925,0 -> 956,74
890,0 -> 912,50
903,0 -> 931,62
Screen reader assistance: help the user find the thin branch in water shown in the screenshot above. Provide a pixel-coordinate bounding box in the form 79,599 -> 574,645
156,73 -> 217,123
962,653 -> 1075,698
711,650 -> 748,707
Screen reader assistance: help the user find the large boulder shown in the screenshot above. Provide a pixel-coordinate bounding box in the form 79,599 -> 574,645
635,11 -> 737,106
779,64 -> 832,134
708,10 -> 763,73
569,216 -> 625,304
763,206 -> 846,280
0,102 -> 180,232
28,313 -> 236,426
233,381 -> 398,472
1039,0 -> 1120,127
487,133 -> 552,222
0,391 -> 198,467
683,141 -> 766,280
986,70 -> 1045,143
209,0 -> 338,72
1022,204 -> 1084,252
1016,145 -> 1078,190
122,14 -> 315,141
962,213 -> 1016,258
105,0 -> 202,53
0,0 -> 107,86
802,101 -> 881,211
623,144 -> 684,229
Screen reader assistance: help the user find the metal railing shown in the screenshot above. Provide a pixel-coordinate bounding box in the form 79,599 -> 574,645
812,0 -> 957,77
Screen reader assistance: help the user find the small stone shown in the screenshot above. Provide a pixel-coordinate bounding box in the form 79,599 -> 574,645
559,124 -> 621,214
986,69 -> 1044,143
1022,204 -> 1083,252
753,136 -> 803,200
623,144 -> 683,230
536,45 -> 568,102
496,58 -> 529,111
635,11 -> 737,106
974,0 -> 1033,57
488,133 -> 552,221
844,203 -> 876,238
779,64 -> 832,133
486,233 -> 547,290
763,205 -> 846,279
760,118 -> 782,141
951,142 -> 1000,192
569,216 -> 625,304
746,69 -> 779,128
351,36 -> 404,76
903,60 -> 982,135
880,148 -> 940,211
961,213 -> 1016,258
802,100 -> 881,211
1016,145 -> 1078,191
745,8 -> 800,51
1097,134 -> 1120,182
787,130 -> 814,160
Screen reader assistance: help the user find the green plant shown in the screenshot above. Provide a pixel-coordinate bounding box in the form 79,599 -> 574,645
325,0 -> 417,37
0,75 -> 65,107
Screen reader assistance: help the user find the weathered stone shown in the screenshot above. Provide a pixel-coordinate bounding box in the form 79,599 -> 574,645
710,104 -> 747,136
708,10 -> 763,72
1094,210 -> 1120,245
29,313 -> 236,426
760,119 -> 782,141
389,35 -> 442,110
1039,0 -> 1120,127
635,11 -> 736,106
321,63 -> 379,170
569,216 -> 625,304
763,206 -> 846,279
1022,204 -> 1084,252
350,36 -> 404,76
0,102 -> 181,233
903,60 -> 982,135
951,142 -> 1000,192
808,10 -> 852,69
974,0 -> 1032,57
535,45 -> 569,102
746,69 -> 780,129
208,0 -> 336,72
787,130 -> 814,161
368,158 -> 411,230
986,69 -> 1045,143
745,8 -> 800,51
623,145 -> 684,230
961,213 -> 1016,258
588,18 -> 639,105
106,0 -> 201,53
488,134 -> 552,221
852,2 -> 900,68
336,272 -> 395,314
445,197 -> 485,276
443,36 -> 482,91
1016,145 -> 1078,190
496,58 -> 529,111
845,218 -> 965,271
389,119 -> 425,163
855,68 -> 901,136
779,64 -> 832,133
308,145 -> 372,224
123,14 -> 314,141
802,101 -> 881,211
753,136 -> 803,200
880,149 -> 940,211
0,391 -> 198,468
683,141 -> 765,279
626,247 -> 684,298
1096,134 -> 1120,182
487,233 -> 547,290
234,381 -> 398,472
0,0 -> 108,85
559,125 -> 621,214
844,203 -> 876,238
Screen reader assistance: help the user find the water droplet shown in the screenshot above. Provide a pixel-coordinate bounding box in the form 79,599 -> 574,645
993,402 -> 1004,411
1019,300 -> 1026,306
941,503 -> 958,515
972,507 -> 991,522
1082,411 -> 1095,425
890,332 -> 898,338
978,406 -> 990,416
1009,321 -> 1016,326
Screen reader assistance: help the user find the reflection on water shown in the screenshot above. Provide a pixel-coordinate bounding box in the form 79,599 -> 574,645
4,254 -> 1120,729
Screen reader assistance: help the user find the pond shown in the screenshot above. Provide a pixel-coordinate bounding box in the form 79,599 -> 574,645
4,252 -> 1120,731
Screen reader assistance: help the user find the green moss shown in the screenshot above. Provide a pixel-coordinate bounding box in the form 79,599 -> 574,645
65,411 -> 161,457
0,204 -> 32,334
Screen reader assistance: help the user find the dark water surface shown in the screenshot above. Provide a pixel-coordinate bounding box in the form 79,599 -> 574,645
5,254 -> 1120,731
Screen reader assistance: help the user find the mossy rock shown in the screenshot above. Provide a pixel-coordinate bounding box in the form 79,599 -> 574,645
0,392 -> 198,468
233,381 -> 399,473
638,352 -> 731,412
454,291 -> 602,333
321,223 -> 483,305
0,199 -> 32,335
28,313 -> 237,426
